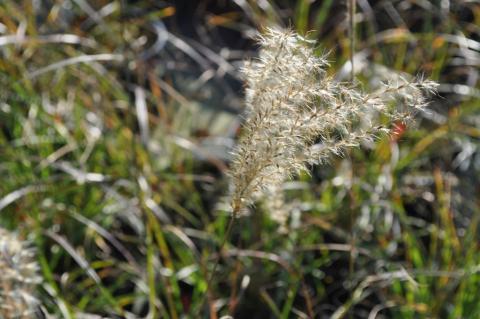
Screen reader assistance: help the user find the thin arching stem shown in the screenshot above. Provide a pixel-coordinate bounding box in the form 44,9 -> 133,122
347,2 -> 357,318
201,209 -> 238,318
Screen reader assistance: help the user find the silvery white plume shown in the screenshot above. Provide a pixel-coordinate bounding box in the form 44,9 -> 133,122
229,28 -> 437,225
0,228 -> 41,318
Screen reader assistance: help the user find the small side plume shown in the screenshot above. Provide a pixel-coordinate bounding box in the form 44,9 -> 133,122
0,228 -> 41,318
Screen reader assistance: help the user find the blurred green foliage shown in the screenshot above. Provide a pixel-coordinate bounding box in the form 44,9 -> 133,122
1,0 -> 480,318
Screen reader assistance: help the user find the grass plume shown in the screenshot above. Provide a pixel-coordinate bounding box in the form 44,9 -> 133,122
229,28 -> 437,223
0,228 -> 40,318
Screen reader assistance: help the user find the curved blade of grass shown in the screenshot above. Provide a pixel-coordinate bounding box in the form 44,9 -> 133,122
44,230 -> 123,315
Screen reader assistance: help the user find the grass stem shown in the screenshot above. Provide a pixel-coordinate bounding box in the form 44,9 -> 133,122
202,210 -> 238,318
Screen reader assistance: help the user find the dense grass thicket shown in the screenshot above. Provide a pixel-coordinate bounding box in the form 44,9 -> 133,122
1,1 -> 480,318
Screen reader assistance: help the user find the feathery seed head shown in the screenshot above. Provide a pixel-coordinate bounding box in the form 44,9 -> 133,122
229,28 -> 437,224
0,228 -> 41,318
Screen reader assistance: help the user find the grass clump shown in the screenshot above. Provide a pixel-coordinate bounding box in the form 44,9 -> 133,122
1,1 -> 479,318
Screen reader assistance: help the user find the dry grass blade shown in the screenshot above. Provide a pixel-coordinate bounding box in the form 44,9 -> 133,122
0,185 -> 46,212
44,230 -> 102,285
135,86 -> 150,147
0,34 -> 96,47
27,54 -> 124,79
68,211 -> 138,267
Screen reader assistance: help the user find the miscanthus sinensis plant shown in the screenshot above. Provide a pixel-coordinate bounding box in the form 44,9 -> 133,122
229,28 -> 437,225
0,228 -> 40,318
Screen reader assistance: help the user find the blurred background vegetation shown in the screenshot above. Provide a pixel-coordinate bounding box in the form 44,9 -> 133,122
1,0 -> 479,318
